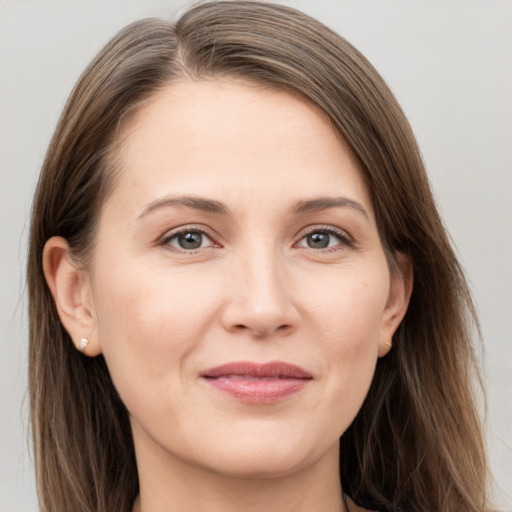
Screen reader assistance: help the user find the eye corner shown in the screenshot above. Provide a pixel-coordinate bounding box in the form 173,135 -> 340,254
159,225 -> 222,253
294,225 -> 355,252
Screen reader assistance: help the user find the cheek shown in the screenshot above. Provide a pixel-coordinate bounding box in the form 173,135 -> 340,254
90,261 -> 221,399
94,257 -> 218,334
304,263 -> 389,349
303,266 -> 389,426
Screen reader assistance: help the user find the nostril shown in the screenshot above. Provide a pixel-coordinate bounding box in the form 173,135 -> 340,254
239,323 -> 293,338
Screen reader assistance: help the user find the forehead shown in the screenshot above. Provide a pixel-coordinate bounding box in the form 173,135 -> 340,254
106,79 -> 373,218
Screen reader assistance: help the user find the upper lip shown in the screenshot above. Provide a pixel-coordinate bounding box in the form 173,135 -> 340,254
200,361 -> 313,379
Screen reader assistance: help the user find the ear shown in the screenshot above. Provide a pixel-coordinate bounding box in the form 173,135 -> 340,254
42,236 -> 101,356
378,252 -> 413,357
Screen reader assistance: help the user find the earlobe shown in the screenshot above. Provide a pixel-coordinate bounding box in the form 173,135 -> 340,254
42,236 -> 101,356
378,252 -> 413,357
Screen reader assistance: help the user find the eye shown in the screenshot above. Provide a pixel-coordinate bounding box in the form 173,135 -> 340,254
296,227 -> 351,250
162,229 -> 217,251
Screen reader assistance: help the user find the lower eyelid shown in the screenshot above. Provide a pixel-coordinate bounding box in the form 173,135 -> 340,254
159,226 -> 353,251
161,228 -> 217,248
297,228 -> 352,246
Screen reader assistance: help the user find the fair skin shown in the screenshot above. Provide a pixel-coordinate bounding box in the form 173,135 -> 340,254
43,80 -> 412,512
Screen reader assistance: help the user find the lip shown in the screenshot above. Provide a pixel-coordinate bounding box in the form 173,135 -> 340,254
200,361 -> 313,403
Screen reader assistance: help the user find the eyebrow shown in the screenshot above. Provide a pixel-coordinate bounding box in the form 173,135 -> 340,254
291,197 -> 369,220
139,195 -> 228,218
138,194 -> 369,220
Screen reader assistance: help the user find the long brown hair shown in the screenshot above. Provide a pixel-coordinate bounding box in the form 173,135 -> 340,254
28,2 -> 489,511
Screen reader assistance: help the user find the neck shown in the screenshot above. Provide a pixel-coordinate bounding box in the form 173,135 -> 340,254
132,437 -> 345,512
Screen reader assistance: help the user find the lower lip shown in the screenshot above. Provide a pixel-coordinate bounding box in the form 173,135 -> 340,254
203,376 -> 310,403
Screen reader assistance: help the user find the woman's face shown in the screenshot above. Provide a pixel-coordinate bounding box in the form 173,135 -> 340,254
84,80 -> 409,479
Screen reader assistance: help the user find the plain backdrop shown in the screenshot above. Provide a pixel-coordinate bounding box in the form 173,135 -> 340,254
1,1 -> 511,510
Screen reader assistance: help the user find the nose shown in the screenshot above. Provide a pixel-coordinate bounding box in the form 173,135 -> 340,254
220,249 -> 300,339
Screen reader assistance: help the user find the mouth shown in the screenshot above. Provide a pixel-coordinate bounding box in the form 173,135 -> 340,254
200,361 -> 313,403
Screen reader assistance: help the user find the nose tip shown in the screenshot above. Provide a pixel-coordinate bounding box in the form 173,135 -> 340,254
220,257 -> 299,339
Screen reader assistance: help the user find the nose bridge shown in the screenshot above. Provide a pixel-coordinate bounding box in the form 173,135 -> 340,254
244,244 -> 285,306
223,238 -> 297,337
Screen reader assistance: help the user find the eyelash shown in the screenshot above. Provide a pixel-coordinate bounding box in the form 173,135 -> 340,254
159,225 -> 354,253
295,225 -> 354,252
160,226 -> 218,253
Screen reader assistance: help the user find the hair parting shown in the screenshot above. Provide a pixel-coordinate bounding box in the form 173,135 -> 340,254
28,2 -> 489,511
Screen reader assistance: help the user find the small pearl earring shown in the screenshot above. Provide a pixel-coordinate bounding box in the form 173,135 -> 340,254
77,338 -> 89,352
379,340 -> 392,357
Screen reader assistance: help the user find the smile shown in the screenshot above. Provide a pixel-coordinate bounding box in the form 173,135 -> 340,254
200,361 -> 313,403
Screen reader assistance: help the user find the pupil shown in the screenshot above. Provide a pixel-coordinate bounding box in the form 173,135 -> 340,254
178,232 -> 202,249
307,232 -> 329,248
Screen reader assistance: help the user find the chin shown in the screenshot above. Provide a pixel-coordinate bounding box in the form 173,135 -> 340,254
201,447 -> 315,480
187,428 -> 338,480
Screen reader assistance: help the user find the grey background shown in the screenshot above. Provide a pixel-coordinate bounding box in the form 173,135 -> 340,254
1,1 -> 511,510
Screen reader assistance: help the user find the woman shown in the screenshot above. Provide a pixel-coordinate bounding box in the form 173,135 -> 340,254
27,1 -> 490,511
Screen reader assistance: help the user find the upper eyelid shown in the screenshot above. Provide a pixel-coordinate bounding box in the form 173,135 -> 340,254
158,223 -> 353,247
161,224 -> 217,239
159,225 -> 220,248
294,226 -> 356,252
296,224 -> 352,241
